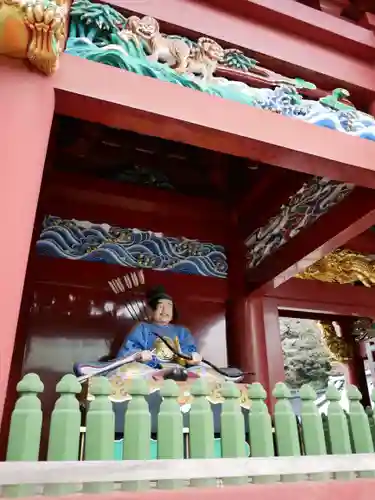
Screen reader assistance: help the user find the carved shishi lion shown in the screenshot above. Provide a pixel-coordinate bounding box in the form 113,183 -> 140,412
188,36 -> 224,83
120,15 -> 224,84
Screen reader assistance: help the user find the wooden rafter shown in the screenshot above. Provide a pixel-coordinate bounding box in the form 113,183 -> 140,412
266,277 -> 375,317
237,169 -> 310,239
39,170 -> 230,244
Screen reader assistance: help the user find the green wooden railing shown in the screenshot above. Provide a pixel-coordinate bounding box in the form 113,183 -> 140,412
4,373 -> 375,496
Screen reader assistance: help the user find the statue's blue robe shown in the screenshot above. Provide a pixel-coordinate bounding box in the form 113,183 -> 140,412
117,322 -> 197,368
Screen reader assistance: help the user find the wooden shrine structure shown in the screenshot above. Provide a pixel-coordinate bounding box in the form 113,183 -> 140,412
2,0 -> 375,471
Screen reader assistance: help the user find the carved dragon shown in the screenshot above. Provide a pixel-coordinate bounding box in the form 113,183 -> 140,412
120,15 -> 224,84
296,249 -> 375,287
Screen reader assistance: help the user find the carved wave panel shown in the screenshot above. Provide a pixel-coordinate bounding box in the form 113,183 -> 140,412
36,216 -> 227,278
245,178 -> 353,268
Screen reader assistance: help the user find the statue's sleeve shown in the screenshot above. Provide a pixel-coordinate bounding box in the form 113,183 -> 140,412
179,326 -> 198,354
117,323 -> 146,358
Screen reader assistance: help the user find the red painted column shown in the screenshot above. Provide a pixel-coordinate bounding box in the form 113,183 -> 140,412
339,320 -> 370,407
226,212 -> 284,402
247,297 -> 285,403
0,58 -> 54,423
226,212 -> 254,383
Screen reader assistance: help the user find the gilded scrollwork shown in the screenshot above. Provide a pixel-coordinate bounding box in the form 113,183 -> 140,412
296,249 -> 375,287
0,0 -> 68,74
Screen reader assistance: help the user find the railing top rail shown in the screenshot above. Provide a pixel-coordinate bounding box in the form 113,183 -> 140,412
1,455 -> 375,485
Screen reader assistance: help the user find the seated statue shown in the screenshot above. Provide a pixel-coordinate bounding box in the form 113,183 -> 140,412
74,285 -> 252,439
117,285 -> 202,368
74,285 -> 250,410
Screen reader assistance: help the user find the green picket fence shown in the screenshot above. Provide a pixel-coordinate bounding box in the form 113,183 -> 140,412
4,373 -> 375,495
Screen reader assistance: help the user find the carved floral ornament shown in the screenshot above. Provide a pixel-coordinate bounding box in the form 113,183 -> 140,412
0,0 -> 68,74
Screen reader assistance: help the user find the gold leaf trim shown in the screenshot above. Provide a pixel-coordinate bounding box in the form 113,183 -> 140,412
297,249 -> 375,287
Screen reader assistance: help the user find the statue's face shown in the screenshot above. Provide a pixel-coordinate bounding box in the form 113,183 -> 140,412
152,299 -> 173,325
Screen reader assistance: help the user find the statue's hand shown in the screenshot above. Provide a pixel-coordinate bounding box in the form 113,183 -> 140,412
186,352 -> 202,365
137,350 -> 153,363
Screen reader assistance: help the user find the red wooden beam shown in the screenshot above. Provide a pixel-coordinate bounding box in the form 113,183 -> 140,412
297,0 -> 321,8
320,0 -> 346,17
267,277 -> 375,317
201,0 -> 374,60
40,171 -> 229,244
342,0 -> 375,24
247,187 -> 375,292
30,257 -> 227,303
345,229 -> 375,254
42,171 -> 225,221
278,308 -> 355,323
106,0 -> 375,103
54,55 -> 375,188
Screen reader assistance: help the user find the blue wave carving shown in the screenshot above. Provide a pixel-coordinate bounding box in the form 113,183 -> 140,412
36,216 -> 227,278
247,86 -> 375,141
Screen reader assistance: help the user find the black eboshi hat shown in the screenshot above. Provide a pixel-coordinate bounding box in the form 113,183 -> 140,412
146,285 -> 178,320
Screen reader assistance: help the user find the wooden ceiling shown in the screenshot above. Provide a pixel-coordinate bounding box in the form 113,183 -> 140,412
48,115 -> 273,202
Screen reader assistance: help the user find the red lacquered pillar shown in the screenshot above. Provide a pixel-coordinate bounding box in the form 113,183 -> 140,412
247,297 -> 285,403
227,294 -> 284,407
226,214 -> 284,406
341,320 -> 370,407
0,58 -> 54,423
226,213 -> 256,384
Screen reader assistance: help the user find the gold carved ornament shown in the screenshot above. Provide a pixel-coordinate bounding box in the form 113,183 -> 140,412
296,249 -> 375,287
0,0 -> 68,74
317,321 -> 353,363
